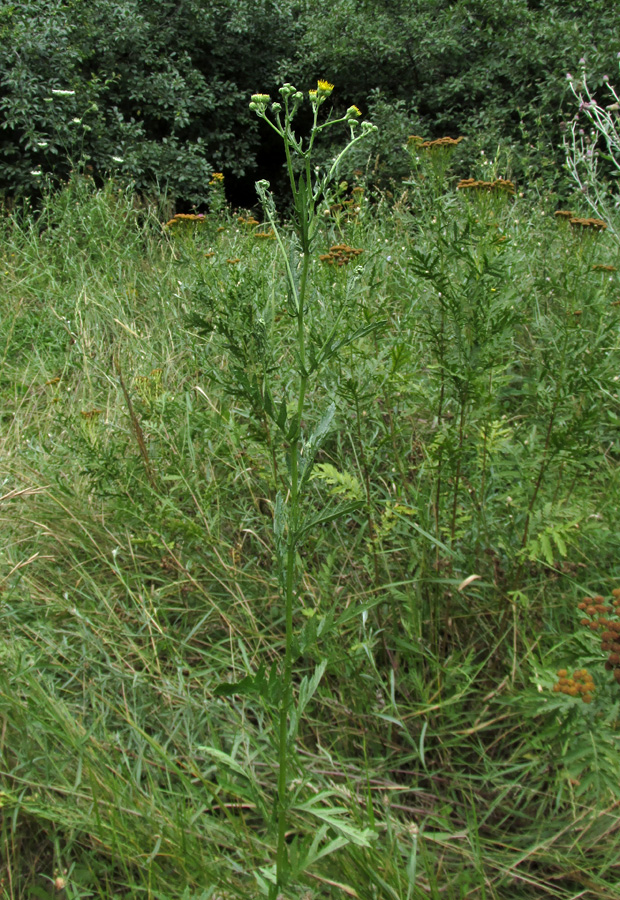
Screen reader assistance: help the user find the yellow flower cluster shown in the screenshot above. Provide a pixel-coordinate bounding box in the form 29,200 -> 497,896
457,178 -> 515,196
237,215 -> 260,227
553,668 -> 595,702
253,230 -> 276,241
570,216 -> 607,232
319,244 -> 364,266
409,135 -> 464,151
209,172 -> 225,184
555,210 -> 608,231
164,213 -> 206,228
310,79 -> 334,101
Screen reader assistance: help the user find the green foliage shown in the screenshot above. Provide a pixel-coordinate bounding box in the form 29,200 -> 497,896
1,0 -> 619,201
0,0 -> 298,201
2,141 -> 620,899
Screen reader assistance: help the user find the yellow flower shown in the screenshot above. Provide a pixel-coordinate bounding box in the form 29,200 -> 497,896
317,79 -> 334,95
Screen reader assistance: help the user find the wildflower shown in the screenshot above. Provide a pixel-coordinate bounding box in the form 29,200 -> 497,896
346,105 -> 362,120
250,94 -> 271,113
164,213 -> 206,228
419,136 -> 464,151
319,244 -> 364,266
457,177 -> 515,196
569,216 -> 607,232
317,79 -> 334,95
552,666 -> 596,701
226,257 -> 241,265
210,172 -> 225,183
592,264 -> 616,271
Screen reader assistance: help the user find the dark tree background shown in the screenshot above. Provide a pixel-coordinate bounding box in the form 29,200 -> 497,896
0,0 -> 617,205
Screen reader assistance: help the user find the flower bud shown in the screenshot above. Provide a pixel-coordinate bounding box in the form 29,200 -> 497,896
250,93 -> 271,113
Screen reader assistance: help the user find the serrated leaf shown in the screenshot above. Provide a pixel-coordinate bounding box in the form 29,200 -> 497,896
540,532 -> 554,565
213,664 -> 267,698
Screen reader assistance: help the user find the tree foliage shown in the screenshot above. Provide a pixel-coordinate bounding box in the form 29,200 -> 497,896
0,0 -> 618,203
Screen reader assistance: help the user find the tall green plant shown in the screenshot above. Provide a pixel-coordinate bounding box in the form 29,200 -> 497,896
198,81 -> 382,898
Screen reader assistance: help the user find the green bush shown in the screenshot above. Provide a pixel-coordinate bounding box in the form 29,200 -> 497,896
2,0 -> 618,203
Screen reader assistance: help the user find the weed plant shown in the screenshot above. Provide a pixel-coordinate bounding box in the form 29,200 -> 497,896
1,116 -> 620,899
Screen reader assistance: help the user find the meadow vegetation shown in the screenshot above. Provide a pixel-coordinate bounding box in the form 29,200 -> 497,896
2,92 -> 620,898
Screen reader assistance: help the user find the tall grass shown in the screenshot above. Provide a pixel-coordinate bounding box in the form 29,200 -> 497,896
1,158 -> 620,899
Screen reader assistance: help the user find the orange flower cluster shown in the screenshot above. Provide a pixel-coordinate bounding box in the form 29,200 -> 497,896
164,213 -> 206,228
319,244 -> 364,266
226,257 -> 241,265
457,178 -> 516,196
553,668 -> 595,702
554,210 -> 574,220
592,264 -> 617,271
237,215 -> 260,227
570,216 -> 607,232
409,135 -> 464,150
253,230 -> 276,240
578,589 -> 620,682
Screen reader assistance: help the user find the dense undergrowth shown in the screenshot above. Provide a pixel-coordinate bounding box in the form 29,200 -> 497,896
1,156 -> 620,898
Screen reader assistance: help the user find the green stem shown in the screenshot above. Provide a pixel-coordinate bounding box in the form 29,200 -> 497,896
275,236 -> 310,898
